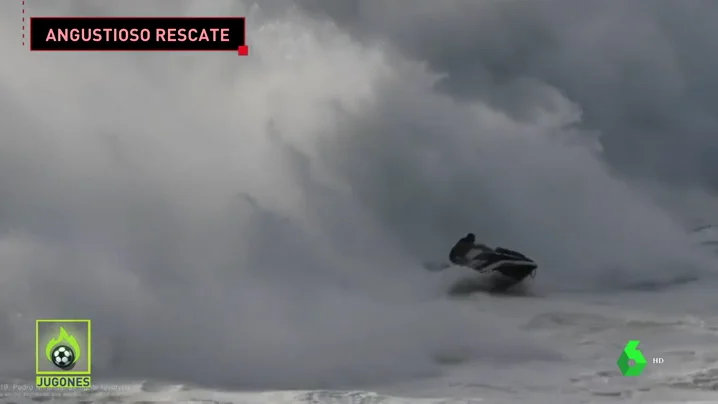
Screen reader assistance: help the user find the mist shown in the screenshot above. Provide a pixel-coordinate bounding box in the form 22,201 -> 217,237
0,0 -> 716,390
299,0 -> 718,189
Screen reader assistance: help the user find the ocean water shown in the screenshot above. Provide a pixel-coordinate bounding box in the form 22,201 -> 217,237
2,1 -> 718,403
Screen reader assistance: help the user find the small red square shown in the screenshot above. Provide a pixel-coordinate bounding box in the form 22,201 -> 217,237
237,45 -> 249,56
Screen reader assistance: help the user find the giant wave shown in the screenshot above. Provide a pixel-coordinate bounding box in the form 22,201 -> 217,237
1,1 -> 717,402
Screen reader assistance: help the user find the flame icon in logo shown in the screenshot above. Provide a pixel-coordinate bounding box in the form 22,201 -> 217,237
45,327 -> 81,363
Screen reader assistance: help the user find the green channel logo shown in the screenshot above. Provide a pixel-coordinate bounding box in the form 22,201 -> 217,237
36,319 -> 92,388
617,340 -> 647,376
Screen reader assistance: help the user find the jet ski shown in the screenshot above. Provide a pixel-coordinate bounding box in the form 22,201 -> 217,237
462,246 -> 537,291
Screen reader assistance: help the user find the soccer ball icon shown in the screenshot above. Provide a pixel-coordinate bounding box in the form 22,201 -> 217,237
51,345 -> 75,369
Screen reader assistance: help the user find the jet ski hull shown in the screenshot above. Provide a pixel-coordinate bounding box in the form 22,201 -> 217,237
465,247 -> 537,291
485,262 -> 536,291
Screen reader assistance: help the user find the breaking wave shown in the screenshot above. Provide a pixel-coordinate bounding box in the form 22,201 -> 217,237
0,0 -> 716,393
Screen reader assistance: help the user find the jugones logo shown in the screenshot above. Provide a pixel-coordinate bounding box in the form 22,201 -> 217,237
617,340 -> 664,376
35,319 -> 92,389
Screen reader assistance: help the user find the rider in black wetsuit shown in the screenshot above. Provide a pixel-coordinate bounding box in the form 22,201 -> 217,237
449,233 -> 491,265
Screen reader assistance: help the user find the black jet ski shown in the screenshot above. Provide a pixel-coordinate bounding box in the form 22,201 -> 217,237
463,247 -> 537,291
